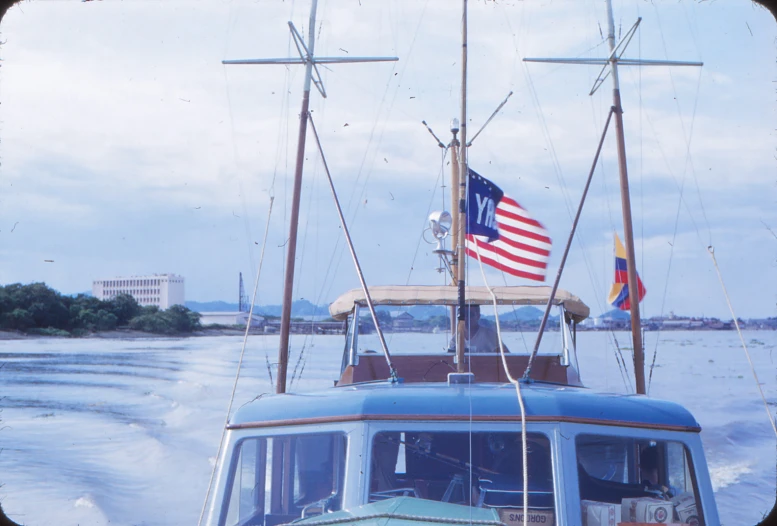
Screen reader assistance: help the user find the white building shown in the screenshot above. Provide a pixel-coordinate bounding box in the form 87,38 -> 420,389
92,273 -> 185,309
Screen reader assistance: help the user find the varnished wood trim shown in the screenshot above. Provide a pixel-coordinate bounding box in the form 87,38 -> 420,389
227,413 -> 700,433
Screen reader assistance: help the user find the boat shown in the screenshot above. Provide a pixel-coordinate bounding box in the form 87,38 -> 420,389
201,280 -> 720,526
199,2 -> 769,526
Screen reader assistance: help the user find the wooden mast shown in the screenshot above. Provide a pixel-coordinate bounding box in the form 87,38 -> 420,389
274,1 -> 320,394
603,0 -> 645,394
523,0 -> 702,394
449,130 -> 460,347
455,0 -> 469,373
222,1 -> 397,394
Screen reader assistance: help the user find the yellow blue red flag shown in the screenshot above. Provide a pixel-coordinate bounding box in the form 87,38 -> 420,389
607,232 -> 646,311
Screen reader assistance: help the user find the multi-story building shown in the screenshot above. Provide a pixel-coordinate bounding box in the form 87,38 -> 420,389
92,274 -> 185,309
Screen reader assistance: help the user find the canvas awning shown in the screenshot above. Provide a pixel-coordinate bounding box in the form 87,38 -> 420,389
329,285 -> 590,323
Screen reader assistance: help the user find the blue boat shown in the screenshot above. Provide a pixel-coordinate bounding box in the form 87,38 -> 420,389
202,286 -> 718,526
202,1 -> 764,525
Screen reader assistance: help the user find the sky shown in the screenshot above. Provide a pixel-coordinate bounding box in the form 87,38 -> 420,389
0,0 -> 774,319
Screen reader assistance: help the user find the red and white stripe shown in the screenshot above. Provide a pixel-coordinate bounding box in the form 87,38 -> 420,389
465,196 -> 551,281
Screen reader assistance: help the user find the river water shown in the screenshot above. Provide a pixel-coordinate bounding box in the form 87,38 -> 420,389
0,331 -> 775,525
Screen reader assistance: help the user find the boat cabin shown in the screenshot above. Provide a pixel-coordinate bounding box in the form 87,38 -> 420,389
204,286 -> 718,526
205,383 -> 717,526
329,285 -> 588,386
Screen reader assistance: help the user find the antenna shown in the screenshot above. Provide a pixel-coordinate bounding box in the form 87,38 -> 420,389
524,0 -> 702,394
223,0 -> 397,394
238,272 -> 249,313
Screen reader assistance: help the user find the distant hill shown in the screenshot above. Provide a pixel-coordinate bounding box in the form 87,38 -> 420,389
481,305 -> 545,322
186,298 -> 330,317
600,308 -> 631,320
256,299 -> 329,317
186,300 -> 238,312
406,305 -> 449,320
186,299 -> 552,321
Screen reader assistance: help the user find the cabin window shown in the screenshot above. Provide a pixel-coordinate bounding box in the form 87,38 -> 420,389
354,305 -> 571,357
220,433 -> 346,526
576,434 -> 703,525
370,431 -> 555,524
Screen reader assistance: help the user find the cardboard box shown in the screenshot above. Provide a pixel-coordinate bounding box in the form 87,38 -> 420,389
671,492 -> 700,525
497,509 -> 554,526
621,498 -> 642,522
635,500 -> 674,523
621,498 -> 674,523
581,500 -> 621,526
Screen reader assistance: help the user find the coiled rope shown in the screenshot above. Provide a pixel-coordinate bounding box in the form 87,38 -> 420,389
707,245 -> 777,440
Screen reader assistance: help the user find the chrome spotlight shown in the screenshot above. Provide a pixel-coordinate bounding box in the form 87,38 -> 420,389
428,210 -> 452,253
429,210 -> 452,240
427,210 -> 453,276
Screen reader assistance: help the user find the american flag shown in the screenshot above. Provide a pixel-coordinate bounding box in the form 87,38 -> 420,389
465,196 -> 551,281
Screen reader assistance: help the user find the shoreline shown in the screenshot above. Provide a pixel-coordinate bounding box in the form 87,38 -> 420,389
0,327 -> 261,341
1,326 -> 775,342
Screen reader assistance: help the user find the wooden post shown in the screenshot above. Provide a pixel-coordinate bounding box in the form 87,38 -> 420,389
455,0 -> 469,373
605,0 -> 645,394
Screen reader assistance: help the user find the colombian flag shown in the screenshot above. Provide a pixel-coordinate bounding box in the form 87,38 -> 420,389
607,233 -> 646,311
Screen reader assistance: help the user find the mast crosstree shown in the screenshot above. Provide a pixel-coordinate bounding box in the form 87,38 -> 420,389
223,0 -> 397,394
524,0 -> 702,394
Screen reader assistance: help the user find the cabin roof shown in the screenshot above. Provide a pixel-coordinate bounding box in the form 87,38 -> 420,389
328,285 -> 590,323
228,382 -> 699,432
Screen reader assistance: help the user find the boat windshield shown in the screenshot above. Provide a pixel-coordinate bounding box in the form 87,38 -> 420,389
576,434 -> 704,525
355,304 -> 572,356
369,431 -> 555,521
221,433 -> 346,526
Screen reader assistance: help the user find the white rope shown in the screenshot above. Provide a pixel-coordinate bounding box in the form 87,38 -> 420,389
472,244 -> 528,526
197,197 -> 275,526
707,245 -> 777,440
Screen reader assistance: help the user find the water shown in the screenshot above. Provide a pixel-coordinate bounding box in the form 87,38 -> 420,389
0,331 -> 774,525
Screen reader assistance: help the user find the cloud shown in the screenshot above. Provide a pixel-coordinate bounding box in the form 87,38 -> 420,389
0,0 -> 774,319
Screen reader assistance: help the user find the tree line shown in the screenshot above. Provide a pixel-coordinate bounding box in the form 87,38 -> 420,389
0,282 -> 201,336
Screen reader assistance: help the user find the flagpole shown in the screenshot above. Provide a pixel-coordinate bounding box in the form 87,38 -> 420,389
604,0 -> 646,395
223,1 -> 397,394
524,0 -> 700,393
523,107 -> 616,379
273,0 -> 320,394
450,130 -> 461,343
455,0 -> 469,373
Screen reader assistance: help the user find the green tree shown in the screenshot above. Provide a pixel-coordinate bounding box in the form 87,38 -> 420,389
94,311 -> 118,331
163,304 -> 201,332
129,313 -> 169,333
4,308 -> 33,330
128,304 -> 201,334
108,294 -> 141,325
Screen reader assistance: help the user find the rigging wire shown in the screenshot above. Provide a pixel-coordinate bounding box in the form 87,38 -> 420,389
498,4 -> 626,382
288,139 -> 324,389
651,4 -> 711,245
467,3 -> 631,390
622,41 -> 704,390
197,197 -> 275,526
472,245 -> 530,526
707,246 -> 777,440
220,0 -> 297,394
405,146 -> 449,286
319,0 -> 433,305
222,67 -> 258,276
